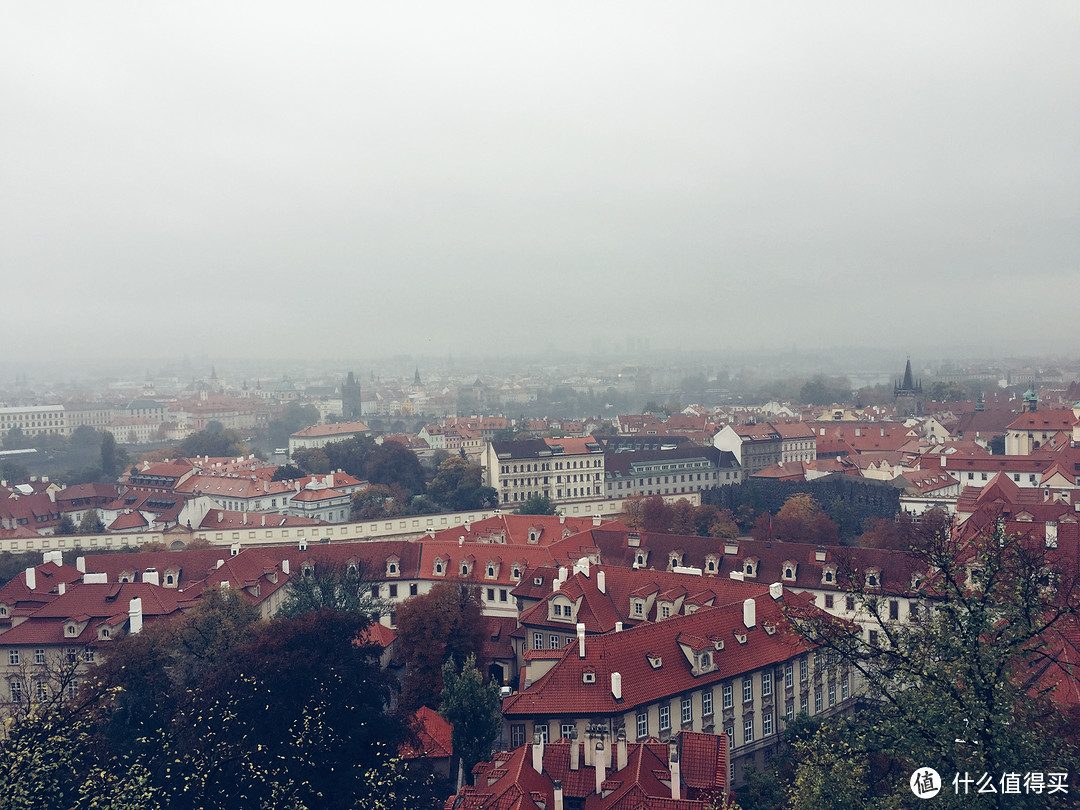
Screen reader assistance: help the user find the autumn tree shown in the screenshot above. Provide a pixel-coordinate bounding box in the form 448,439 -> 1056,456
396,582 -> 487,712
621,495 -> 646,530
426,457 -> 497,512
668,498 -> 697,535
351,484 -> 406,520
772,493 -> 838,544
365,441 -> 426,496
785,520 -> 1080,810
440,654 -> 502,786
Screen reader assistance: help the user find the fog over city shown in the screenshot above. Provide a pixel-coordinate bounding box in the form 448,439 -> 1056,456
3,3 -> 1078,366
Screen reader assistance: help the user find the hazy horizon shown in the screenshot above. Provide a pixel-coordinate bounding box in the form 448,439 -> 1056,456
4,3 -> 1078,363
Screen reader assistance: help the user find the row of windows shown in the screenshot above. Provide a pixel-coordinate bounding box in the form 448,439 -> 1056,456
8,648 -> 94,667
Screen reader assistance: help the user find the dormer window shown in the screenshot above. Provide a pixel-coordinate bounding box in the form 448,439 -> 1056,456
866,568 -> 881,588
743,558 -> 757,578
669,555 -> 681,570
782,562 -> 797,581
387,561 -> 398,576
633,600 -> 644,616
512,566 -> 521,579
582,669 -> 596,684
734,631 -> 747,645
434,560 -> 445,576
100,628 -> 110,639
0,605 -> 7,617
647,653 -> 663,669
460,564 -> 469,577
635,553 -> 645,567
822,565 -> 836,585
533,576 -> 543,586
705,556 -> 717,573
699,651 -> 713,669
66,624 -> 77,636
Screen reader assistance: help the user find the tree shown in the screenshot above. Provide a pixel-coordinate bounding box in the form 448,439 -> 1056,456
100,431 -> 122,480
668,498 -> 697,535
785,520 -> 1080,810
426,457 -> 496,512
772,494 -> 839,545
78,509 -> 105,534
271,464 -> 306,482
2,426 -> 31,450
55,514 -> 77,535
267,403 -> 320,451
440,654 -> 502,786
277,559 -> 388,619
291,446 -> 331,474
351,484 -> 405,520
621,495 -> 646,530
513,494 -> 557,516
69,425 -> 101,448
365,442 -> 426,496
396,583 -> 487,712
178,426 -> 247,459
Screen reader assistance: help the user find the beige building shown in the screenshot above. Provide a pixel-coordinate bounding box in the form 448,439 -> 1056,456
484,436 -> 605,508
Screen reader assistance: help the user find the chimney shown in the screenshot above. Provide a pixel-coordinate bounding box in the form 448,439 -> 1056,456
592,514 -> 601,526
43,549 -> 63,567
597,570 -> 606,594
216,559 -> 225,569
577,623 -> 586,658
570,741 -> 580,771
559,514 -> 566,524
743,597 -> 756,629
25,567 -> 36,591
282,559 -> 290,575
769,582 -> 783,600
128,597 -> 143,634
143,569 -> 160,586
940,455 -> 947,468
76,556 -> 86,573
553,780 -> 564,810
615,621 -> 623,632
669,743 -> 681,800
594,742 -> 607,794
231,542 -> 240,557
464,520 -> 471,531
559,566 -> 568,583
553,579 -> 561,592
611,671 -> 622,700
532,740 -> 544,773
617,729 -> 628,770
58,582 -> 66,595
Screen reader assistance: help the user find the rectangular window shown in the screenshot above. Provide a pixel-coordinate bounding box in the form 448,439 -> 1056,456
8,650 -> 19,666
841,677 -> 850,701
84,649 -> 95,663
637,710 -> 648,739
681,696 -> 692,725
36,682 -> 48,700
66,648 -> 77,665
846,596 -> 855,611
824,594 -> 834,609
829,683 -> 836,707
702,689 -> 713,716
723,683 -> 733,709
487,588 -> 495,601
10,681 -> 22,702
762,671 -> 772,697
34,649 -> 45,665
510,724 -> 525,748
67,680 -> 79,699
889,601 -> 899,621
388,584 -> 398,598
534,724 -> 549,743
784,662 -> 793,689
800,694 -> 808,714
786,702 -> 795,722
742,677 -> 753,703
799,657 -> 808,682
549,635 -> 561,650
815,690 -> 823,713
561,723 -> 575,739
743,717 -> 754,744
763,712 -> 773,736
409,583 -> 418,596
533,632 -> 543,650
659,704 -> 670,732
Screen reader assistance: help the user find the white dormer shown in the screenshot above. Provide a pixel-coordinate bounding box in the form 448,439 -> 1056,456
433,555 -> 448,577
385,556 -> 401,578
821,564 -> 836,585
485,560 -> 500,579
866,567 -> 881,588
549,594 -> 576,623
781,561 -> 797,581
741,557 -> 759,578
704,554 -> 719,574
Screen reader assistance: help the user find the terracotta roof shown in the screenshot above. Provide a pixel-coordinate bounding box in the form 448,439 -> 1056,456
403,706 -> 454,760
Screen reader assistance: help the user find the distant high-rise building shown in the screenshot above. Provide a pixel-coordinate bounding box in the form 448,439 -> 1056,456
342,371 -> 362,420
894,358 -> 923,417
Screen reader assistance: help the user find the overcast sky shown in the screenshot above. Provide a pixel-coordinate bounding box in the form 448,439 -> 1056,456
3,3 -> 1077,364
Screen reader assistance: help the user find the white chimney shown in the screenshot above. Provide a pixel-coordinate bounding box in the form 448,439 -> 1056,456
577,623 -> 586,658
82,572 -> 107,584
729,571 -> 744,581
230,542 -> 240,557
58,582 -> 66,595
597,570 -> 606,594
669,743 -> 681,800
940,455 -> 947,468
592,514 -> 602,526
617,731 -> 628,770
128,597 -> 143,634
611,671 -> 622,700
25,567 -> 36,591
594,743 -> 607,794
553,779 -> 564,810
769,582 -> 783,600
76,556 -> 86,573
743,597 -> 756,629
532,740 -> 544,773
559,566 -> 568,583
815,547 -> 826,562
216,559 -> 225,569
464,520 -> 471,531
282,559 -> 290,575
43,550 -> 62,567
570,741 -> 580,771
142,569 -> 160,586
615,621 -> 623,632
